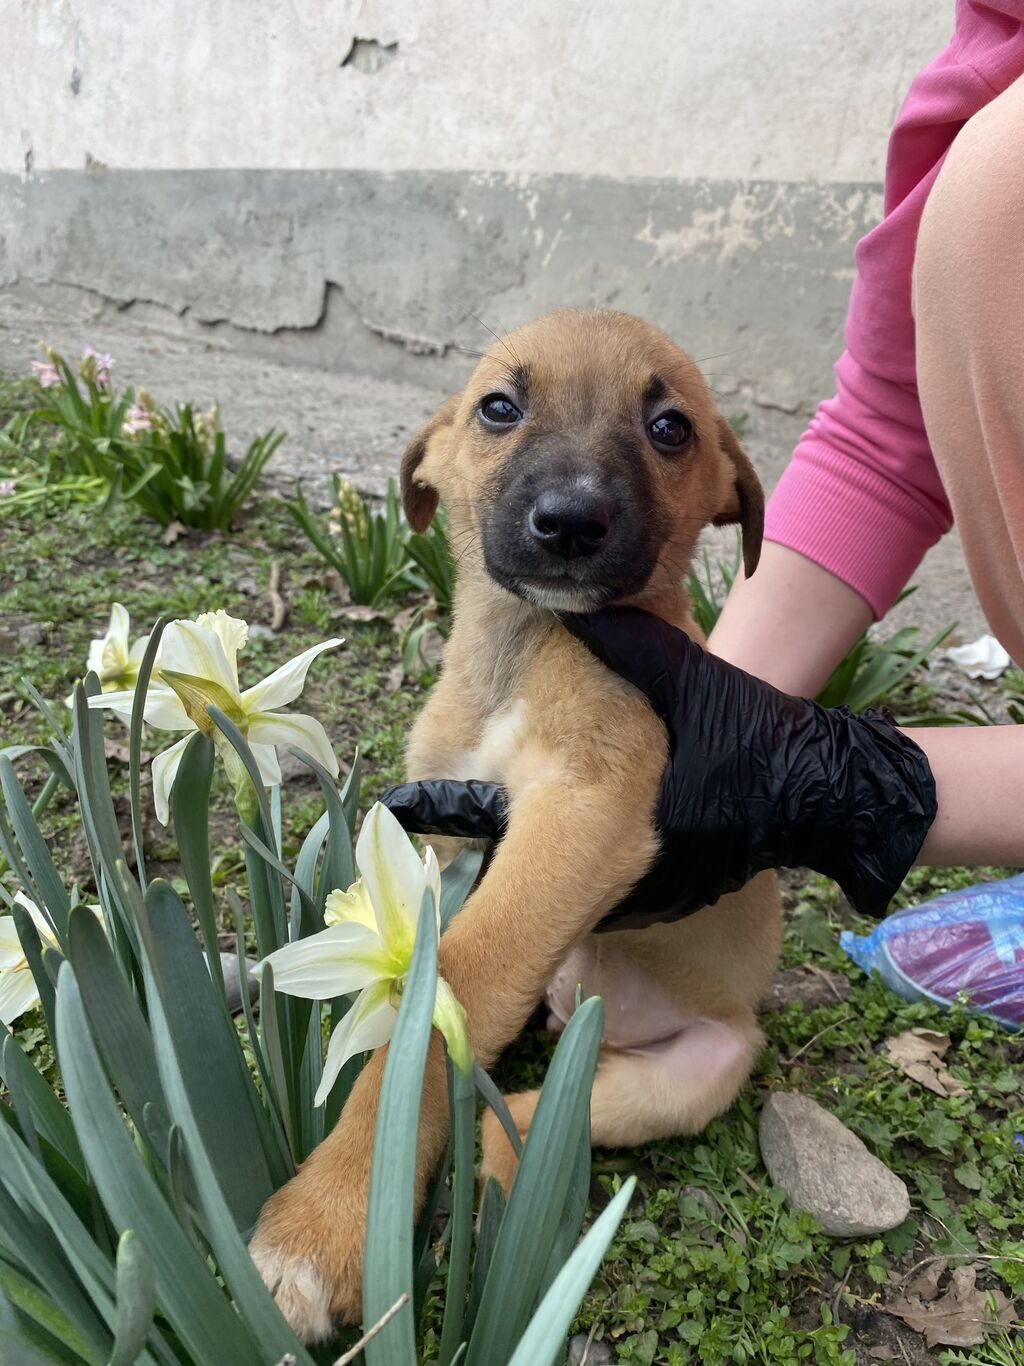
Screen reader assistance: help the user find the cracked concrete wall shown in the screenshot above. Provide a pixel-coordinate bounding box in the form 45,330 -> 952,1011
1,0 -> 953,418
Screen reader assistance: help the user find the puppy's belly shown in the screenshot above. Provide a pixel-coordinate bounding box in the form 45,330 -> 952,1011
545,939 -> 696,1049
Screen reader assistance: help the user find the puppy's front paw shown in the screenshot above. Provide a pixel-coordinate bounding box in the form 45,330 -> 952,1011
250,1236 -> 335,1343
250,1175 -> 365,1343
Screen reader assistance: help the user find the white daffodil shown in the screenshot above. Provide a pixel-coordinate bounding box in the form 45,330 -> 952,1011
261,802 -> 471,1104
87,603 -> 152,691
89,610 -> 343,824
67,603 -> 153,709
0,893 -> 102,1025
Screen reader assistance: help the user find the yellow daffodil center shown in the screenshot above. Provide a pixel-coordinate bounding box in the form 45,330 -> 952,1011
160,670 -> 246,737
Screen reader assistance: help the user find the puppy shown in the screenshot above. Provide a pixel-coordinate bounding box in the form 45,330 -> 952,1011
251,309 -> 782,1341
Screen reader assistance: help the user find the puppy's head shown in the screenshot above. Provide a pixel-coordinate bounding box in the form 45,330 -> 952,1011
401,310 -> 762,611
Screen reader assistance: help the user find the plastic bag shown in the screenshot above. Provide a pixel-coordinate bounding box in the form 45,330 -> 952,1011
840,873 -> 1024,1030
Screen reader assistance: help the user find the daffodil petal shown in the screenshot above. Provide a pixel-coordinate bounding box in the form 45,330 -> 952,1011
357,802 -> 426,955
249,741 -> 282,788
194,611 -> 248,681
104,604 -> 131,668
433,976 -> 473,1075
152,735 -> 193,826
0,967 -> 41,1025
86,640 -> 106,677
88,685 -> 192,732
241,639 -> 343,713
86,603 -> 131,680
245,712 -> 339,778
424,844 -> 442,935
260,922 -> 390,999
314,981 -> 396,1107
13,892 -> 59,949
160,620 -> 241,702
128,635 -> 152,667
0,919 -> 25,970
324,878 -> 377,931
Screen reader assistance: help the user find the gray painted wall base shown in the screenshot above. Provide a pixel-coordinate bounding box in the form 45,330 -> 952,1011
1,167 -> 878,414
0,168 -> 984,641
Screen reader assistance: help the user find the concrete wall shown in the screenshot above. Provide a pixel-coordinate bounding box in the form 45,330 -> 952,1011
1,0 -> 953,418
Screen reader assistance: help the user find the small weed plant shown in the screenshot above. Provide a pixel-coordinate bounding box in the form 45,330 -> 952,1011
19,346 -> 282,530
288,475 -> 413,606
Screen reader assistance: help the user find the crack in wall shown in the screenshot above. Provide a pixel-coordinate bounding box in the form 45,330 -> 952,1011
339,37 -> 399,74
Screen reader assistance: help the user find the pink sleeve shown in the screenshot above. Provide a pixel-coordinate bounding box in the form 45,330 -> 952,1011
764,0 -> 1024,619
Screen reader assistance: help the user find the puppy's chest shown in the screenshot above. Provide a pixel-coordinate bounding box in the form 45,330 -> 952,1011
447,698 -> 566,793
448,700 -> 528,783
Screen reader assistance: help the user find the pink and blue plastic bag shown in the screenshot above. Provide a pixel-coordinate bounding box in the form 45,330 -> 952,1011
840,873 -> 1024,1030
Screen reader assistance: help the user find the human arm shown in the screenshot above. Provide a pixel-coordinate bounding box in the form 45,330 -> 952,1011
708,541 -> 872,696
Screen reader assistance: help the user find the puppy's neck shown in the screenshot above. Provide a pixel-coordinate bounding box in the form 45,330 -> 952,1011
444,566 -> 699,720
444,573 -> 553,715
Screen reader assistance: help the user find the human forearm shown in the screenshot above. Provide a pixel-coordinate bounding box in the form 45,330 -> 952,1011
709,542 -> 873,695
904,725 -> 1024,868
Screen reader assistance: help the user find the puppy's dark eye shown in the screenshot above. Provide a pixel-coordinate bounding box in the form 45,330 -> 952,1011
479,394 -> 523,428
647,411 -> 693,451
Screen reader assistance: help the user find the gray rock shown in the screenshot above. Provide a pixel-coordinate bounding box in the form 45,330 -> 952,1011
17,621 -> 48,647
679,1184 -> 722,1225
758,1092 -> 910,1237
213,951 -> 260,1014
567,1334 -> 614,1366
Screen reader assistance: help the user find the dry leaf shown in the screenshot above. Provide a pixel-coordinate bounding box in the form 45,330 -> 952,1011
385,662 -> 405,694
418,627 -> 445,667
104,738 -> 152,765
905,1257 -> 948,1303
391,605 -> 421,636
887,1264 -> 1017,1348
866,1349 -> 895,1362
885,1029 -> 969,1098
267,559 -> 288,631
161,519 -> 186,546
333,604 -> 391,624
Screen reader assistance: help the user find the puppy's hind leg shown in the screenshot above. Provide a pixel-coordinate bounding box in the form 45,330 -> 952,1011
480,1010 -> 764,1195
588,1010 -> 764,1148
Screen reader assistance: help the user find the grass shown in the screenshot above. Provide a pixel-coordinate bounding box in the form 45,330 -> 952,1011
2,374 -> 1023,1365
578,872 -> 1024,1365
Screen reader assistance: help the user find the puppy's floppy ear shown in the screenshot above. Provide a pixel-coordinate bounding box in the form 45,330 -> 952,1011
712,416 -> 764,578
400,395 -> 460,533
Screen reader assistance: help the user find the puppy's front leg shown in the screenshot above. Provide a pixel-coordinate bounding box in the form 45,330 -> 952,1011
250,776 -> 659,1342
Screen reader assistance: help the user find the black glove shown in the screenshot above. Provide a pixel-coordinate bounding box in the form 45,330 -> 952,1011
381,608 -> 937,931
381,778 -> 508,841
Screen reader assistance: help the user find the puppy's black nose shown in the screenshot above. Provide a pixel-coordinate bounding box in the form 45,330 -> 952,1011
528,489 -> 614,558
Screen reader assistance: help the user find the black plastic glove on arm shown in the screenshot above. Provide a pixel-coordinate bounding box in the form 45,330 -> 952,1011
381,608 -> 937,932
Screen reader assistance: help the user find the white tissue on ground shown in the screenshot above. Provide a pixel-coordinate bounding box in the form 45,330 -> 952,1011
945,634 -> 1011,680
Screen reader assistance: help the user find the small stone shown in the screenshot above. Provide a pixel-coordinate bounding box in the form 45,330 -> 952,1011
17,622 -> 48,648
679,1185 -> 722,1224
759,1092 -> 910,1236
276,748 -> 315,782
567,1334 -> 614,1366
215,952 -> 260,1014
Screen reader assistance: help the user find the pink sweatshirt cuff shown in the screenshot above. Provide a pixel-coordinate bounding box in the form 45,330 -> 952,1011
764,437 -> 947,621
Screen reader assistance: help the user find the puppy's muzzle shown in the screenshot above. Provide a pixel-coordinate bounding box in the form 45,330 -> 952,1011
527,488 -> 615,560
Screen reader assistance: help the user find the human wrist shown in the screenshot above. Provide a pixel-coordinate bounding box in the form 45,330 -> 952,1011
787,706 -> 937,914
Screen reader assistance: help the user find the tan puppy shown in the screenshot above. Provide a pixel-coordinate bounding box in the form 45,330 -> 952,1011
251,309 -> 782,1341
